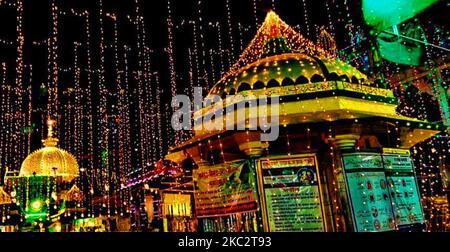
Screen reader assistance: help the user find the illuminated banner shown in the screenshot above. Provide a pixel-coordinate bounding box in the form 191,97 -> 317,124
260,155 -> 325,232
193,160 -> 258,218
342,153 -> 396,232
382,150 -> 425,228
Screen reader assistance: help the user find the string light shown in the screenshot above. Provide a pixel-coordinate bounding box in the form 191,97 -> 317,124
252,0 -> 258,28
166,0 -> 181,145
225,0 -> 235,67
0,0 -> 448,233
301,0 -> 311,38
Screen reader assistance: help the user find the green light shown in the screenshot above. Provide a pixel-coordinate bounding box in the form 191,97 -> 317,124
363,0 -> 438,32
31,200 -> 42,211
25,213 -> 47,219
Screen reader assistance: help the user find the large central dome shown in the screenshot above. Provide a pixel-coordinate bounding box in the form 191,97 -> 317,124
19,119 -> 79,182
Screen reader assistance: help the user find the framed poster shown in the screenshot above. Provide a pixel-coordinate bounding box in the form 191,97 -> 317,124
342,153 -> 396,232
258,155 -> 325,232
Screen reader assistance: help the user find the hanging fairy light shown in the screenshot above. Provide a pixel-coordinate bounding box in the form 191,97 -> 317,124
98,0 -> 109,208
225,0 -> 235,67
324,0 -> 335,35
237,22 -> 244,53
153,72 -> 164,161
196,0 -> 210,89
208,48 -> 217,84
252,0 -> 258,28
84,11 -> 95,217
166,0 -> 181,146
107,11 -> 123,215
208,21 -> 225,76
301,0 -> 311,38
48,0 -> 59,122
122,45 -> 133,214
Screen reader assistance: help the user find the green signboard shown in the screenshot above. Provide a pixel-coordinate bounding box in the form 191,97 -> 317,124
343,153 -> 396,232
342,151 -> 425,232
260,156 -> 325,232
342,153 -> 383,170
382,153 -> 425,228
345,171 -> 396,232
383,154 -> 414,172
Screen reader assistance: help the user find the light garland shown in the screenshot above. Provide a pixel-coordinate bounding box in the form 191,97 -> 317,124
166,0 -> 181,146
0,0 -> 448,233
225,0 -> 235,67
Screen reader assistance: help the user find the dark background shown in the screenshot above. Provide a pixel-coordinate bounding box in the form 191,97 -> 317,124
0,0 -> 449,181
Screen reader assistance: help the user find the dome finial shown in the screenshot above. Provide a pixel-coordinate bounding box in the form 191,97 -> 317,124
47,117 -> 56,138
43,117 -> 58,147
265,11 -> 282,39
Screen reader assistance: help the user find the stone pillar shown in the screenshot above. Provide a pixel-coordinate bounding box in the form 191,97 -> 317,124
328,124 -> 361,232
233,132 -> 268,158
333,134 -> 360,150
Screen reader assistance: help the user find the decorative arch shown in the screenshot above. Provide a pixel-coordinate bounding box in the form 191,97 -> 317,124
281,78 -> 295,86
339,75 -> 350,82
267,79 -> 280,88
311,74 -> 325,83
327,72 -> 339,81
295,76 -> 309,84
237,83 -> 251,93
253,80 -> 265,90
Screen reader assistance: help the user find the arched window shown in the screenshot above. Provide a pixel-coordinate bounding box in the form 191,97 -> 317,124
311,74 -> 325,83
237,83 -> 251,93
253,81 -> 265,90
228,88 -> 236,95
267,79 -> 280,88
281,78 -> 295,86
351,76 -> 359,84
374,79 -> 382,88
295,76 -> 309,84
327,72 -> 339,81
339,75 -> 350,82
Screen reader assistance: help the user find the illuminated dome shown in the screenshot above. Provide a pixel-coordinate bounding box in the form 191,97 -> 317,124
208,11 -> 367,97
19,119 -> 79,182
209,51 -> 368,97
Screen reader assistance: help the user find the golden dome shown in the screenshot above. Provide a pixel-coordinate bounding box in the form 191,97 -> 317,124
19,119 -> 79,182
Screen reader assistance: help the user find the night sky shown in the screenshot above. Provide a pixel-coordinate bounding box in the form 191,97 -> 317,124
0,0 -> 448,158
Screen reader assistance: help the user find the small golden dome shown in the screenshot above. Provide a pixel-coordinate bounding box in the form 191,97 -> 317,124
19,118 -> 79,182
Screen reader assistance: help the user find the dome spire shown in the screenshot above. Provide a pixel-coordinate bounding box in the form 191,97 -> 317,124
266,11 -> 282,39
218,11 -> 332,83
43,117 -> 58,147
47,117 -> 56,138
